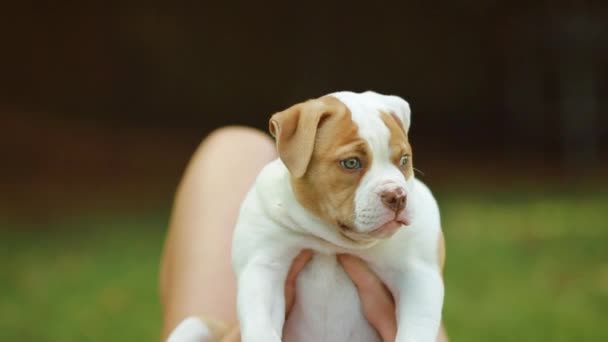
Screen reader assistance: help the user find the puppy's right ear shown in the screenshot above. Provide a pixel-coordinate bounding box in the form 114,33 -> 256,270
269,99 -> 333,178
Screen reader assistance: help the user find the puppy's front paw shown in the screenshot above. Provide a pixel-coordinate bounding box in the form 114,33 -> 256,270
167,316 -> 214,342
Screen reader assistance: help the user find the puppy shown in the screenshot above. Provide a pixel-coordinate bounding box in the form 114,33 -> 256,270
232,91 -> 445,342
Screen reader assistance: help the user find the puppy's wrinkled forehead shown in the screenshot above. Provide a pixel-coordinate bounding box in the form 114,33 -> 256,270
329,91 -> 411,145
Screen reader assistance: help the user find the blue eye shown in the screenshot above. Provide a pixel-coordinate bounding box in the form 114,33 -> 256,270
400,155 -> 410,167
340,157 -> 362,170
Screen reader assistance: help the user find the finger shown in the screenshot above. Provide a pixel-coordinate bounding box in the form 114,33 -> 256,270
338,254 -> 385,292
338,254 -> 395,303
286,249 -> 314,284
284,249 -> 313,314
338,254 -> 397,342
367,310 -> 397,342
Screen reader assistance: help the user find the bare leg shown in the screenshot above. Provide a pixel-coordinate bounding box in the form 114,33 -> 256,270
438,325 -> 448,342
160,126 -> 277,340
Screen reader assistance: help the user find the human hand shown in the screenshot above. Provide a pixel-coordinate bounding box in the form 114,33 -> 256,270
220,251 -> 397,342
286,252 -> 397,342
284,250 -> 314,315
338,254 -> 397,342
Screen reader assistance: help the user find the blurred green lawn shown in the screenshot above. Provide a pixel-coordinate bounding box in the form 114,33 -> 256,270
1,188 -> 607,341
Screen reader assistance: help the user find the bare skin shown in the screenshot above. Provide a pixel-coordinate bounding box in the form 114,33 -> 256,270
159,126 -> 447,341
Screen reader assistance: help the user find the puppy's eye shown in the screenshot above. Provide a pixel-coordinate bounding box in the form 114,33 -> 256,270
399,154 -> 410,167
340,157 -> 362,170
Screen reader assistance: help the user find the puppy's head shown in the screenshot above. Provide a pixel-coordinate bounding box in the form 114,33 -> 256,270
270,91 -> 413,243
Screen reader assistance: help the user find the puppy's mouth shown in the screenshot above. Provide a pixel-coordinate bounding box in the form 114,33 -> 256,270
369,218 -> 408,236
337,222 -> 355,235
337,222 -> 369,242
338,216 -> 409,241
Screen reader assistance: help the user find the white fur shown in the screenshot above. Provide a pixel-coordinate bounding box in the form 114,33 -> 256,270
167,316 -> 214,342
330,91 -> 414,233
171,91 -> 444,342
234,166 -> 443,341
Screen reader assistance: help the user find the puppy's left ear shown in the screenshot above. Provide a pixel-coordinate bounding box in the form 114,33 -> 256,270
385,95 -> 411,133
269,99 -> 335,178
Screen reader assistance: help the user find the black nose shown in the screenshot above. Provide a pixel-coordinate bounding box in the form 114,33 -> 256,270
381,189 -> 406,212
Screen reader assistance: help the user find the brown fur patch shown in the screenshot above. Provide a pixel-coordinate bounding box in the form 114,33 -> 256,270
291,96 -> 371,230
379,112 -> 413,179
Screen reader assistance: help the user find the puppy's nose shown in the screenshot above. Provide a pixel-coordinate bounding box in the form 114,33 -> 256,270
380,188 -> 406,212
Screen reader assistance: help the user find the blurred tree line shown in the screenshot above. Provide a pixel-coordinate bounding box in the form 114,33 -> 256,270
0,0 -> 606,216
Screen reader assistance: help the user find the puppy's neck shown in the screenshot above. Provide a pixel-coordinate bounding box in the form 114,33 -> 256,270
257,159 -> 379,251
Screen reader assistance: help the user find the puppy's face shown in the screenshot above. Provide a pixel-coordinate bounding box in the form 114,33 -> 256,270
270,91 -> 414,243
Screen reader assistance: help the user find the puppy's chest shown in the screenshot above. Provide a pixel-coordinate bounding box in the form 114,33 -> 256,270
282,254 -> 381,342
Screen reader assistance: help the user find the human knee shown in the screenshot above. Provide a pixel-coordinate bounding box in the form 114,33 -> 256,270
198,126 -> 276,160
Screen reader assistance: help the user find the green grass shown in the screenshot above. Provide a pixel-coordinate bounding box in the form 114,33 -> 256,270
438,189 -> 608,341
1,189 -> 607,341
0,214 -> 166,342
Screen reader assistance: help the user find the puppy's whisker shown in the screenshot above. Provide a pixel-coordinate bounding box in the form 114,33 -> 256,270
414,167 -> 425,177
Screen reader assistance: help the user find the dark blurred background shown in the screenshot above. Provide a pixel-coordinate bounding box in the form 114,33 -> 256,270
1,1 -> 607,341
2,0 -> 607,218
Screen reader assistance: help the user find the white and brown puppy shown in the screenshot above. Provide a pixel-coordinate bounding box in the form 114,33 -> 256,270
169,91 -> 445,342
